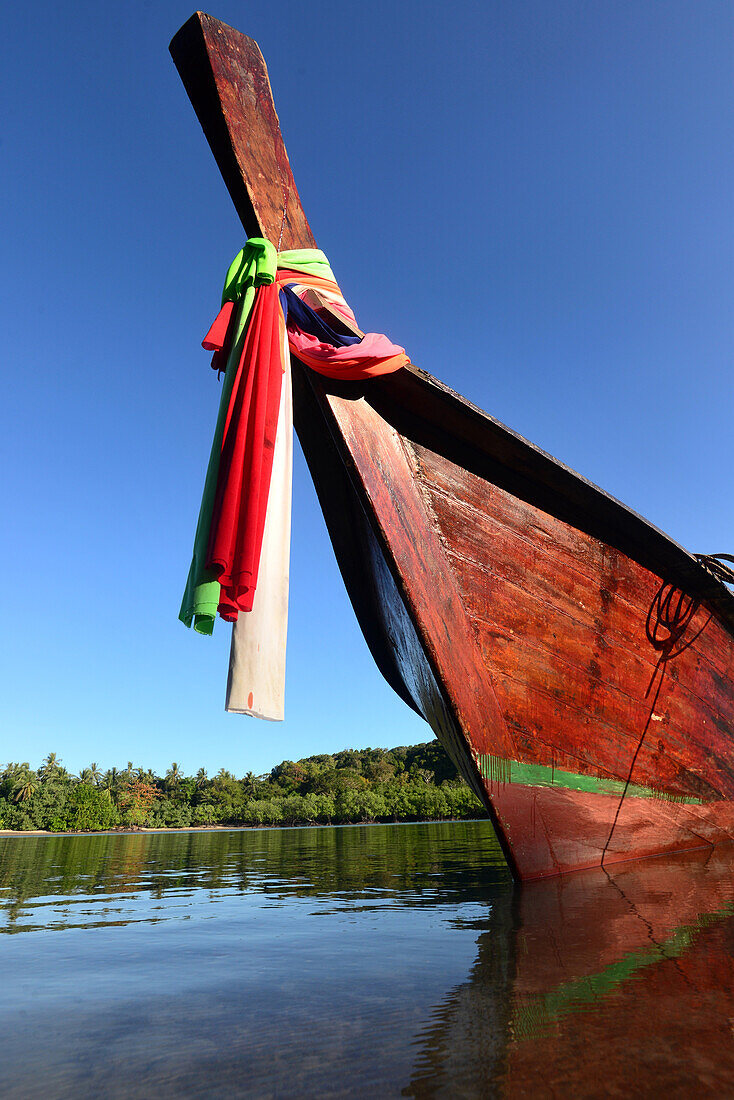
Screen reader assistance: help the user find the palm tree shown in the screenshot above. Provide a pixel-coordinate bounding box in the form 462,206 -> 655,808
39,752 -> 62,781
242,771 -> 257,798
13,771 -> 38,803
100,768 -> 118,803
165,762 -> 182,791
89,763 -> 102,785
195,767 -> 208,788
78,768 -> 94,785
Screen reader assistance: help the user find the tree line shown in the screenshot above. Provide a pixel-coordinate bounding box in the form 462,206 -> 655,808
0,742 -> 486,833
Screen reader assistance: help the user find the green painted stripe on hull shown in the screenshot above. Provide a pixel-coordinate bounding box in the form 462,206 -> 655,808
511,901 -> 734,1040
476,754 -> 702,804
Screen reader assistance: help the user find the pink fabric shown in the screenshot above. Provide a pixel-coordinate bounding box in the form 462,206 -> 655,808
286,326 -> 408,380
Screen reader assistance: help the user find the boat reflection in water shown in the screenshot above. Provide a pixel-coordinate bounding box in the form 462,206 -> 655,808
408,846 -> 734,1095
1,826 -> 732,1095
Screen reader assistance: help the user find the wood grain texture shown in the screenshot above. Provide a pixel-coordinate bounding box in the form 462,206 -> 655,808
402,436 -> 734,875
293,372 -> 522,875
409,440 -> 734,802
171,13 -> 734,879
170,13 -> 315,248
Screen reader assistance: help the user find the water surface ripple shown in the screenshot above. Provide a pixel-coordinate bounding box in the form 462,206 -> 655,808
1,822 -> 732,1097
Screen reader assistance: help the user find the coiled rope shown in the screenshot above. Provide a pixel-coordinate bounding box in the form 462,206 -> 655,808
695,553 -> 734,588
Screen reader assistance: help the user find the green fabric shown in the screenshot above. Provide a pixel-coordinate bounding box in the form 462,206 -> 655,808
179,291 -> 249,633
180,239 -> 276,633
277,248 -> 335,282
221,237 -> 278,304
180,240 -> 336,634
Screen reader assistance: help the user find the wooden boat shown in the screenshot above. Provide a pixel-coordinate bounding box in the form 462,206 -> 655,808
170,13 -> 734,881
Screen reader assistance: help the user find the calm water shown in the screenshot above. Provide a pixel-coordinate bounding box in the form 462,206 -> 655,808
1,822 -> 733,1098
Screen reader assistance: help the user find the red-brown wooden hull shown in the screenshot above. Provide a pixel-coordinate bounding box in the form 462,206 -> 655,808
171,13 -> 734,880
490,783 -> 734,880
293,372 -> 734,880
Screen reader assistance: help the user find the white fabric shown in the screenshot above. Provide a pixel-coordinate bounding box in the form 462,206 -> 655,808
225,335 -> 293,721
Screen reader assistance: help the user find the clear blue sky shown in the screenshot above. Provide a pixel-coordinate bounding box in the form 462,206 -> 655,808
2,1 -> 732,777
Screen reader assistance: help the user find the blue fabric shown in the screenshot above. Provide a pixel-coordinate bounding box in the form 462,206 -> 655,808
279,285 -> 361,347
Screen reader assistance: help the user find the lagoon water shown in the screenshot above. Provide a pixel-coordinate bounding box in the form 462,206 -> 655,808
1,822 -> 733,1097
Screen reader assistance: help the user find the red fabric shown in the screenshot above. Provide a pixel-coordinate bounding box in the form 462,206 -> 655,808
202,300 -> 237,374
202,300 -> 235,351
201,265 -> 408,626
206,283 -> 283,620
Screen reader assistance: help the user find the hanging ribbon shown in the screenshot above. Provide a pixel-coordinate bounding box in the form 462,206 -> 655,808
179,240 -> 409,719
180,239 -> 409,636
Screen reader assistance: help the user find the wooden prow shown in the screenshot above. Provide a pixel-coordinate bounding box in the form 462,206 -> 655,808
169,13 -> 734,881
170,12 -> 315,248
169,12 -> 523,876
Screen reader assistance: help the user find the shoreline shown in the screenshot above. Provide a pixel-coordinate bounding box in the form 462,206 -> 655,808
0,825 -> 237,838
0,817 -> 482,840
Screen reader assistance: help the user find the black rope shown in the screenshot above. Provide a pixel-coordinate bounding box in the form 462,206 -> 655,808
695,553 -> 734,588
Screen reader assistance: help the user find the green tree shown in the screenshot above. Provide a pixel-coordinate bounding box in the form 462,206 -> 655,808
165,762 -> 182,792
192,802 -> 217,825
39,753 -> 66,782
270,761 -> 307,790
241,771 -> 257,798
13,772 -> 38,804
0,739 -> 484,834
66,785 -> 118,831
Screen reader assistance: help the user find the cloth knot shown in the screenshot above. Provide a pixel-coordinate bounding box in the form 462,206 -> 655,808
222,237 -> 278,303
181,237 -> 410,682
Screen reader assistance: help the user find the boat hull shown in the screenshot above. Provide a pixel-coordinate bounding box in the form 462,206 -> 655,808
294,365 -> 734,880
171,12 -> 734,880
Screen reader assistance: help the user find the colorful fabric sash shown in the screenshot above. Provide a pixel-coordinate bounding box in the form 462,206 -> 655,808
179,239 -> 409,717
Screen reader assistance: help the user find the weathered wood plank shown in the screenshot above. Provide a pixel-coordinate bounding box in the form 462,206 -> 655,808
485,641 -> 732,800
412,441 -> 734,719
379,373 -> 734,634
413,444 -> 662,610
170,13 -> 314,247
439,523 -> 734,731
406,438 -> 734,803
314,389 -> 518,764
